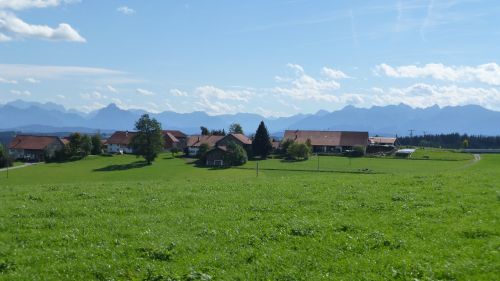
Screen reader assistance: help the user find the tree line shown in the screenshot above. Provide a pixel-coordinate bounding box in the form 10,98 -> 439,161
398,133 -> 500,149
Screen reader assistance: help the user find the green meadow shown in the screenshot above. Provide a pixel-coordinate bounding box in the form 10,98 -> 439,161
0,151 -> 499,280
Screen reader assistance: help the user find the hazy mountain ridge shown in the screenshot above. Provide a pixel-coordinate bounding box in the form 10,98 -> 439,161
1,100 -> 499,136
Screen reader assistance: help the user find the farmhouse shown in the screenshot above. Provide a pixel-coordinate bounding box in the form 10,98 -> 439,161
186,135 -> 225,156
162,130 -> 187,150
107,131 -> 137,154
8,135 -> 65,161
204,146 -> 229,166
283,130 -> 369,153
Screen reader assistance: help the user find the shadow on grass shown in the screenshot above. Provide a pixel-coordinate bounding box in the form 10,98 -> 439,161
93,161 -> 149,172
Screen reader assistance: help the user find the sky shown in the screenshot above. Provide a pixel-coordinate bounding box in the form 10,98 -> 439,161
1,0 -> 500,117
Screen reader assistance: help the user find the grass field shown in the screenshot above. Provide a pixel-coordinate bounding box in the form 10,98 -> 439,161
0,150 -> 499,280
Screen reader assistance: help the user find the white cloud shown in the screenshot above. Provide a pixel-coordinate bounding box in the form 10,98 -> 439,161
56,94 -> 65,99
0,64 -> 123,79
0,0 -> 79,10
0,32 -> 11,41
10,89 -> 30,96
106,85 -> 118,93
136,88 -> 155,96
195,85 -> 252,102
375,63 -> 500,86
371,83 -> 500,110
25,77 -> 40,83
170,88 -> 188,97
79,102 -> 105,113
0,77 -> 17,84
117,6 -> 135,15
80,91 -> 103,100
321,67 -> 350,79
0,11 -> 85,42
273,63 -> 341,102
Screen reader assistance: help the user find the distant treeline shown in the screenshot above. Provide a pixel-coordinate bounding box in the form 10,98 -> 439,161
398,133 -> 500,149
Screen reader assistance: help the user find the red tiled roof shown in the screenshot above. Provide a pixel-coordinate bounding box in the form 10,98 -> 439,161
107,131 -> 137,146
229,133 -> 252,145
186,135 -> 224,147
8,135 -> 63,150
283,130 -> 368,147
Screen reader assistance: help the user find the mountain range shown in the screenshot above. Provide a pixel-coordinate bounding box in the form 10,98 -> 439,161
1,100 -> 499,136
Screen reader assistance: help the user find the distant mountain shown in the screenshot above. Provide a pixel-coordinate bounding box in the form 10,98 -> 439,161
1,101 -> 500,136
288,104 -> 500,136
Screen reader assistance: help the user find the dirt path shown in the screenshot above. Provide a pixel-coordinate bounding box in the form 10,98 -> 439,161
0,163 -> 41,173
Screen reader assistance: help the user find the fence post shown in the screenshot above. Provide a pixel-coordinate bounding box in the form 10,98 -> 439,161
256,161 -> 259,177
317,153 -> 319,171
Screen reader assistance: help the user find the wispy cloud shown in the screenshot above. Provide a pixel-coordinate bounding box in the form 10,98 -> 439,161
375,63 -> 500,86
117,6 -> 135,15
136,88 -> 155,96
0,64 -> 123,80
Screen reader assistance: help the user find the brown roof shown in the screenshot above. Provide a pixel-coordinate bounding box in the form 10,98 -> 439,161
164,132 -> 179,143
162,130 -> 187,139
186,135 -> 225,147
8,135 -> 63,150
107,131 -> 137,146
218,133 -> 252,145
283,130 -> 368,147
369,137 -> 397,145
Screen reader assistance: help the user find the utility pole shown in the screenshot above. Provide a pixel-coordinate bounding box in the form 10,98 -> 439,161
409,129 -> 416,146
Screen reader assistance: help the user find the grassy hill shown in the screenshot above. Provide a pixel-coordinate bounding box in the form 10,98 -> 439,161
0,151 -> 498,280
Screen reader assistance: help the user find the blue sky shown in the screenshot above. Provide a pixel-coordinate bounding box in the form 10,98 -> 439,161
1,0 -> 500,116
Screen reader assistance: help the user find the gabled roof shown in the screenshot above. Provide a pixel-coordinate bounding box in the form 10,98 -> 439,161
283,130 -> 368,147
107,131 -> 137,146
217,133 -> 252,146
8,135 -> 63,150
164,132 -> 179,143
162,130 -> 187,139
186,135 -> 225,147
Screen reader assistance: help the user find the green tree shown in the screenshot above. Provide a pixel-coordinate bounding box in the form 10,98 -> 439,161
0,143 -> 12,168
131,114 -> 164,164
280,139 -> 294,155
287,142 -> 311,160
200,126 -> 209,136
91,134 -> 103,155
229,123 -> 243,134
80,135 -> 93,157
197,143 -> 210,163
225,142 -> 248,166
68,132 -> 83,156
210,129 -> 226,136
462,138 -> 469,149
252,121 -> 272,159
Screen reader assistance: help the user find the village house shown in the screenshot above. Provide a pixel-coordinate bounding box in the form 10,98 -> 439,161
283,130 -> 369,153
204,146 -> 229,166
185,135 -> 225,156
162,130 -> 187,151
106,131 -> 137,154
8,135 -> 65,161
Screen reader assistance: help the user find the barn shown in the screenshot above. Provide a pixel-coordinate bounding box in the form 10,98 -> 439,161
283,130 -> 369,153
8,135 -> 65,162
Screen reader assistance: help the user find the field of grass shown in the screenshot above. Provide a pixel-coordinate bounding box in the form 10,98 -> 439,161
0,151 -> 499,280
